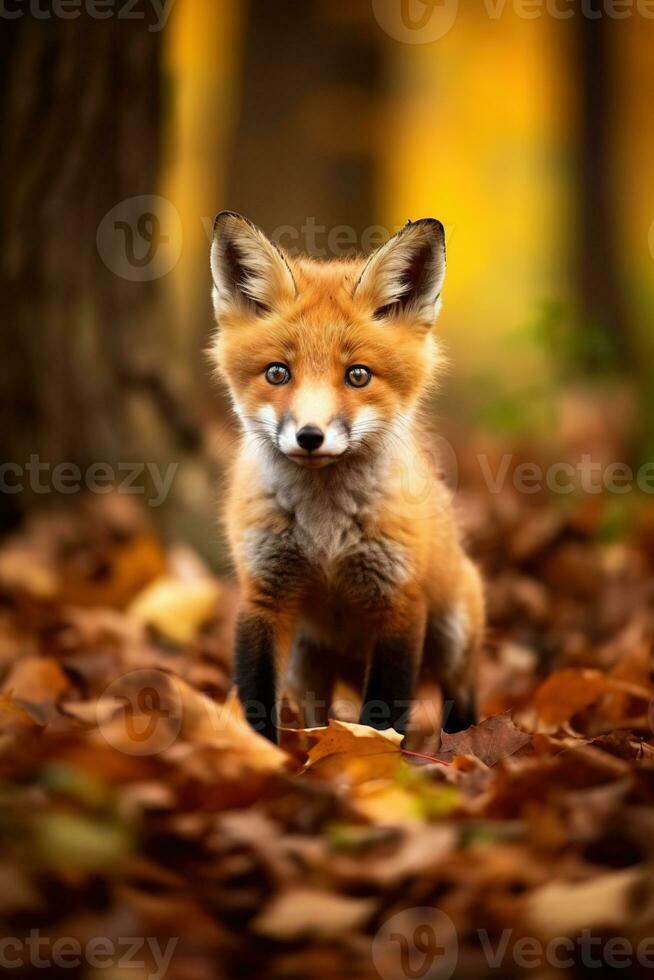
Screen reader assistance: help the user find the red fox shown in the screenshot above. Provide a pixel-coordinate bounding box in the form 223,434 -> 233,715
210,211 -> 484,743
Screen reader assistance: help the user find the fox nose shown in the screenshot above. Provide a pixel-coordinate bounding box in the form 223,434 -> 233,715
296,425 -> 324,452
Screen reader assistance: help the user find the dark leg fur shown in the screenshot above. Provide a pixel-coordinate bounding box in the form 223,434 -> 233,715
360,635 -> 420,735
234,613 -> 277,743
288,634 -> 336,728
441,690 -> 477,733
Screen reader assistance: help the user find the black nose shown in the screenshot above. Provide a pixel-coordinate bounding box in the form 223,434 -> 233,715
296,426 -> 324,452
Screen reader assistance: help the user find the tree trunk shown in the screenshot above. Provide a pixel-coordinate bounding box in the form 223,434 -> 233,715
576,3 -> 632,376
225,0 -> 382,254
0,14 -> 200,532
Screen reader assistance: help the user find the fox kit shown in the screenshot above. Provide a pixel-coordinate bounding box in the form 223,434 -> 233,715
210,211 -> 484,743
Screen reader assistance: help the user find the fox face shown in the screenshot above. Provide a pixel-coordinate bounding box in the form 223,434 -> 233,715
210,212 -> 446,468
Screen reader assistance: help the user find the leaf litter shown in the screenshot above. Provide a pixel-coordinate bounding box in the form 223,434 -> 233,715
0,481 -> 653,978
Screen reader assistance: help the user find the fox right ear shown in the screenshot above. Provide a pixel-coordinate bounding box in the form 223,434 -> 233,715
353,218 -> 446,327
210,211 -> 297,319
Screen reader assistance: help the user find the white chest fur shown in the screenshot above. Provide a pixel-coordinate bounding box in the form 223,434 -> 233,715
241,446 -> 413,599
273,458 -> 377,567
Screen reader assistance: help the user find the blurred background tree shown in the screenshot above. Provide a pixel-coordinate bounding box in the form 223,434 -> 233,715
1,0 -> 653,560
0,13 -> 203,537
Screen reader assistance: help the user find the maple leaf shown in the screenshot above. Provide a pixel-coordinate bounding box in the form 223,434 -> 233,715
303,719 -> 404,779
437,713 -> 531,766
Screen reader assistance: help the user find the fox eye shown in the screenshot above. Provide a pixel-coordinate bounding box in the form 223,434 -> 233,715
265,363 -> 291,386
345,365 -> 372,389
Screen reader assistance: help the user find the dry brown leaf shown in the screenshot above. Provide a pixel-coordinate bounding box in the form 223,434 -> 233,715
0,863 -> 42,913
437,713 -> 531,766
61,534 -> 166,609
528,869 -> 642,936
533,669 -> 612,727
252,888 -> 374,939
0,542 -> 58,598
363,825 -> 456,883
128,576 -> 221,644
178,682 -> 289,773
353,782 -> 424,825
3,656 -> 69,722
302,720 -> 404,784
0,692 -> 38,733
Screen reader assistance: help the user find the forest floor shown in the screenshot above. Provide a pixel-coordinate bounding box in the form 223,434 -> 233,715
1,441 -> 654,980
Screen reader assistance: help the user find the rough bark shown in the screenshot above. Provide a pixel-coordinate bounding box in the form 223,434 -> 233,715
0,14 -> 200,532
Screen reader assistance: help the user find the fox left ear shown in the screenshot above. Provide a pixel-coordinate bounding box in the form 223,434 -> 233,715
353,218 -> 446,327
210,210 -> 297,320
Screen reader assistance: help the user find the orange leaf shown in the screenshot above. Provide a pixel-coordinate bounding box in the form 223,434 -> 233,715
534,669 -> 611,726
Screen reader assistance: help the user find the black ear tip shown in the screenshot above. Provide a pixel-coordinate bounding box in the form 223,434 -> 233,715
420,217 -> 445,238
403,217 -> 445,245
213,210 -> 248,237
419,219 -> 446,260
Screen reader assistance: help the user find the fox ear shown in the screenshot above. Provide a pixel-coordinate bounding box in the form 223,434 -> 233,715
210,211 -> 297,319
353,218 -> 446,326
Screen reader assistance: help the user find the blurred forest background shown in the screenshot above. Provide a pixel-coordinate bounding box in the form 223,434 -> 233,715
2,6 -> 654,975
1,0 -> 653,564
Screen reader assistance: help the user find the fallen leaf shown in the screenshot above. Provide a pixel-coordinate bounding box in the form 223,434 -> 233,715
34,812 -> 132,874
528,869 -> 641,936
353,782 -> 424,825
128,575 -> 221,644
3,656 -> 69,723
0,692 -> 38,732
0,542 -> 58,598
437,713 -> 531,766
0,863 -> 42,914
354,780 -> 460,825
302,720 -> 403,783
178,682 -> 289,773
533,669 -> 612,727
252,887 -> 374,939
